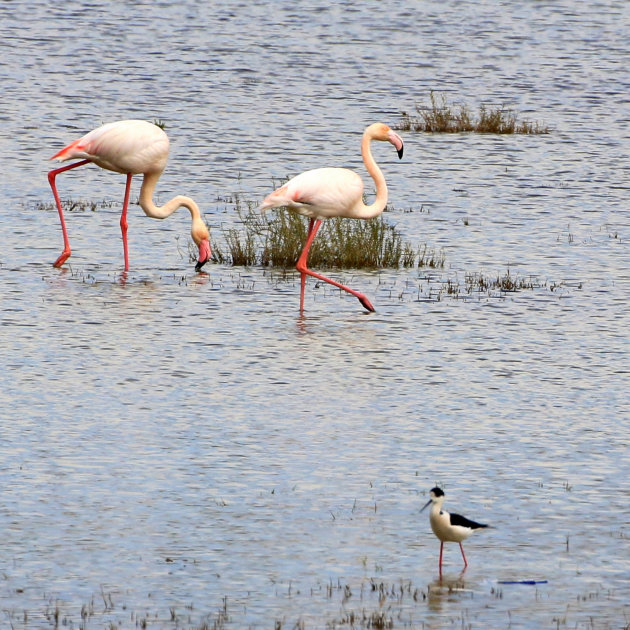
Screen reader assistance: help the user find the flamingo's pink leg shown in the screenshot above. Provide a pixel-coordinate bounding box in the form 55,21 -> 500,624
299,218 -> 316,311
47,159 -> 91,267
296,219 -> 375,313
120,173 -> 133,272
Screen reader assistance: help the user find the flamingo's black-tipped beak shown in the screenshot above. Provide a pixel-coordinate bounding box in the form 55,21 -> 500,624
358,294 -> 376,312
195,239 -> 211,272
388,130 -> 404,160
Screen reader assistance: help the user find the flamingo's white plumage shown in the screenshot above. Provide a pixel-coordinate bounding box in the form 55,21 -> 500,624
258,122 -> 404,312
48,119 -> 211,272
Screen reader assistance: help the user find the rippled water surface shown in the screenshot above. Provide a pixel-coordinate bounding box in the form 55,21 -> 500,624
1,1 -> 629,628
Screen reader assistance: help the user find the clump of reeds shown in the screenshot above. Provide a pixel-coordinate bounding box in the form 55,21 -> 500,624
35,198 -> 118,213
209,196 -> 443,271
441,268 -> 539,298
418,243 -> 446,269
466,269 -> 536,292
396,91 -> 549,134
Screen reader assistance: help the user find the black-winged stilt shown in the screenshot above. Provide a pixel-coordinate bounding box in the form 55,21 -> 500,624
421,487 -> 489,573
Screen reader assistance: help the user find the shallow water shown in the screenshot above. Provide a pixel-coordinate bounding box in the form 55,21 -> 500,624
1,1 -> 629,628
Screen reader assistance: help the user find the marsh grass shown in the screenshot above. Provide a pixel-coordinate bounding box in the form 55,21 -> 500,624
396,91 -> 550,134
38,194 -> 444,273
441,268 -> 539,298
469,269 -> 536,292
35,198 -> 119,213
210,196 -> 443,271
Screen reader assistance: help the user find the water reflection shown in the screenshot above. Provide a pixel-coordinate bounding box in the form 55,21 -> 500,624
1,0 -> 630,628
426,572 -> 471,614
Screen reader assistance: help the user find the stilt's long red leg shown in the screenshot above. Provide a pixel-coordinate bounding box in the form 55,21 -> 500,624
120,173 -> 133,271
47,159 -> 91,267
439,541 -> 444,574
459,543 -> 468,568
295,218 -> 376,313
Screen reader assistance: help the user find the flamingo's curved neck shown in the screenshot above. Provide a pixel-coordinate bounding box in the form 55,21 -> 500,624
359,131 -> 388,219
139,171 -> 201,222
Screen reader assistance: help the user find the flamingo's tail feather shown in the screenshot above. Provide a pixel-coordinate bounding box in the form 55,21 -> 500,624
258,185 -> 292,214
50,139 -> 86,162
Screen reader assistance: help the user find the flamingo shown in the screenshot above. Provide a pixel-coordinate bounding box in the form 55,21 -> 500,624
48,119 -> 211,272
258,122 -> 404,313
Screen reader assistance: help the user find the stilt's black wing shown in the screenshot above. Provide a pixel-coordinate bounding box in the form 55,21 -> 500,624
450,512 -> 488,530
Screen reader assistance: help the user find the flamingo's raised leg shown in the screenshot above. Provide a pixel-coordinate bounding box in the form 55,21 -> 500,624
47,159 -> 91,267
296,218 -> 376,313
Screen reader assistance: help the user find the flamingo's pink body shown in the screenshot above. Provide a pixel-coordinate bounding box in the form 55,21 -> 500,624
259,122 -> 404,312
48,119 -> 211,272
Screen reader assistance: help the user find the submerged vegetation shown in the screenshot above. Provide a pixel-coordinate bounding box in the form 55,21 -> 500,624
36,194 -> 444,272
34,197 -> 118,213
12,572 -> 607,629
396,91 -> 550,134
438,268 -> 541,299
37,196 -> 554,303
210,195 -> 445,271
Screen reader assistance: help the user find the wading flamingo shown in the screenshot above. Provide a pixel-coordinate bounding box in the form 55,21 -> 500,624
258,123 -> 404,313
421,487 -> 490,575
48,119 -> 211,272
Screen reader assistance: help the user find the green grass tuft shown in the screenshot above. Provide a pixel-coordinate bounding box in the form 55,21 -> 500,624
208,197 -> 443,271
396,91 -> 549,134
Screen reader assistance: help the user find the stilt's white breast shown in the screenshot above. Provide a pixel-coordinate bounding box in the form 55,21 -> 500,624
430,507 -> 473,543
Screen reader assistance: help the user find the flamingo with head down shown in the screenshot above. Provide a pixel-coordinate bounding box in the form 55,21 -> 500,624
258,122 -> 404,313
48,119 -> 211,272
